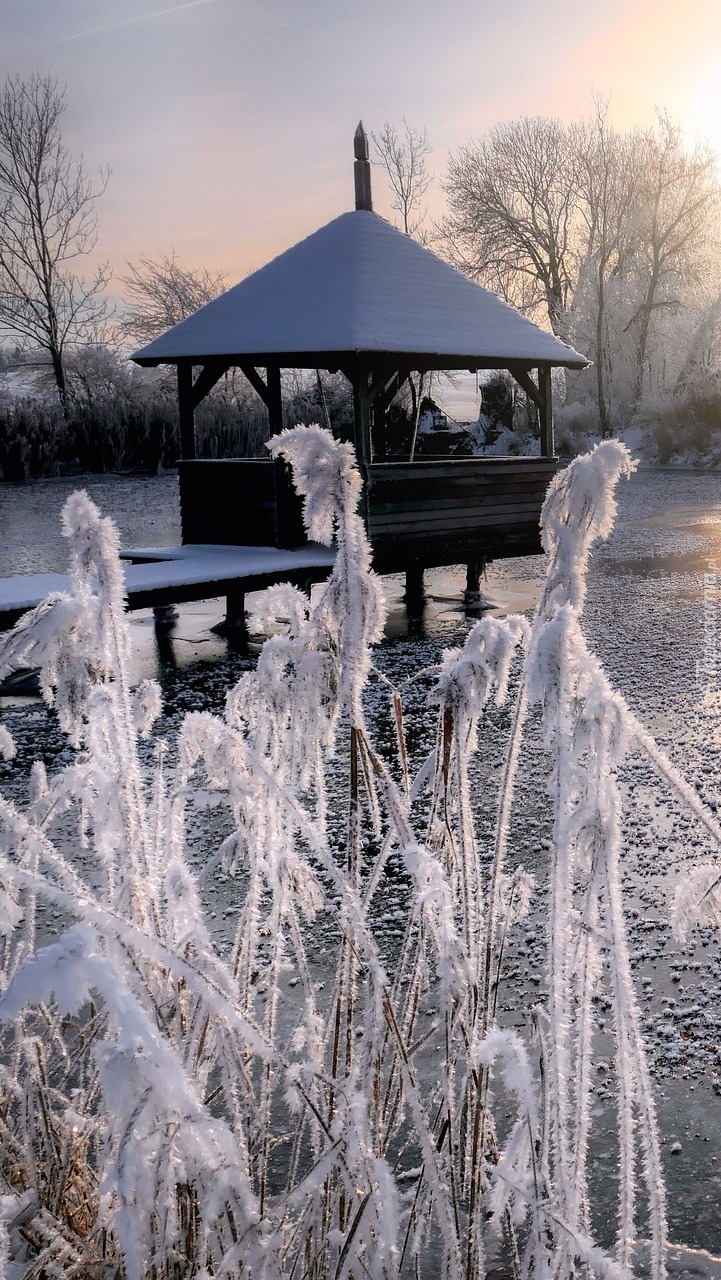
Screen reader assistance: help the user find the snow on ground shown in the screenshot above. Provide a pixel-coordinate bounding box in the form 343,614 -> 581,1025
3,468 -> 721,1253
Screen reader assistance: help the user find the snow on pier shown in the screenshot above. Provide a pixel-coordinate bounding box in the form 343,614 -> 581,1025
0,542 -> 335,632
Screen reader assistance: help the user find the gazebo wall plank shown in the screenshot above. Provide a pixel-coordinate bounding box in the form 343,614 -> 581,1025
369,504 -> 548,531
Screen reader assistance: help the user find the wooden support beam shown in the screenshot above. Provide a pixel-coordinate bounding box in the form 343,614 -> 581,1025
538,365 -> 554,457
369,370 -> 413,461
376,370 -> 410,412
238,363 -> 270,405
190,359 -> 231,410
225,586 -> 247,631
368,366 -> 397,401
153,604 -> 178,625
177,361 -> 196,460
506,365 -> 543,408
350,368 -> 372,521
209,587 -> 251,651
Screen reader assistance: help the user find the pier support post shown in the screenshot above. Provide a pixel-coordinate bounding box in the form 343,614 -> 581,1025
225,586 -> 247,632
404,564 -> 426,618
153,604 -> 178,626
463,556 -> 490,612
210,585 -> 248,641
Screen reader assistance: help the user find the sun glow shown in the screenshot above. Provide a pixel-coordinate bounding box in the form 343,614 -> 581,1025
685,63 -> 721,159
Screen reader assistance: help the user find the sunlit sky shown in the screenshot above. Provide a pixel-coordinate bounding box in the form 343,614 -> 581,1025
2,0 -> 721,294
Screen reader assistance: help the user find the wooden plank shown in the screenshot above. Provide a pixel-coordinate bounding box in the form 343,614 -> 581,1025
368,458 -> 556,476
367,462 -> 554,479
368,490 -> 548,516
368,482 -> 552,507
368,480 -> 550,506
368,507 -> 543,535
369,479 -> 554,494
370,533 -> 544,575
368,512 -> 545,532
368,466 -> 554,487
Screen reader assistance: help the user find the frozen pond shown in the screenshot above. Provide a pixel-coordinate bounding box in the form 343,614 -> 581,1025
3,464 -> 721,1252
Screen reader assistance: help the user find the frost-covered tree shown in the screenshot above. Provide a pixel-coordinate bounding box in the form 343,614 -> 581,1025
120,251 -> 227,345
445,108 -> 721,435
372,118 -> 433,239
444,117 -> 580,335
626,114 -> 720,401
0,74 -> 110,410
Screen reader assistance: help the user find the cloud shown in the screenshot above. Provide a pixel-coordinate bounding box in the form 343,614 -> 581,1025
22,0 -> 215,51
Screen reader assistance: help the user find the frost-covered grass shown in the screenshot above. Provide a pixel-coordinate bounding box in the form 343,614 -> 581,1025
2,428 -> 721,1279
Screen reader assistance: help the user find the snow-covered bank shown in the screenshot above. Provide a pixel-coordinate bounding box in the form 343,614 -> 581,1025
555,417 -> 721,470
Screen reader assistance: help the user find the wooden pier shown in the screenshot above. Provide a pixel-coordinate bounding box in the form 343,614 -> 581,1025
0,542 -> 335,634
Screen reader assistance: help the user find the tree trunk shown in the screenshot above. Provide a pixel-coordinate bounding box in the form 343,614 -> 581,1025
50,344 -> 68,413
596,263 -> 611,438
633,258 -> 660,405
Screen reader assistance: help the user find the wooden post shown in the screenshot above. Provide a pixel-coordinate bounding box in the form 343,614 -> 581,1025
372,396 -> 387,460
210,585 -> 248,640
405,564 -> 425,617
351,368 -> 372,528
538,365 -> 554,457
352,368 -> 372,465
153,604 -> 178,625
266,364 -> 283,435
463,556 -> 489,611
177,361 -> 196,460
225,586 -> 247,631
368,369 -> 404,461
266,363 -> 302,548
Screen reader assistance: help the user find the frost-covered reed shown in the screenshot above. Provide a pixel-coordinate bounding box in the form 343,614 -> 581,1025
0,427 -> 715,1278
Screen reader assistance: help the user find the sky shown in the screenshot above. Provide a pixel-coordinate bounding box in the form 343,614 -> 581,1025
1,0 -> 721,296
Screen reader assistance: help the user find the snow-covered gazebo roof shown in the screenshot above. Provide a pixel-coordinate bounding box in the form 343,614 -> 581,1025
132,209 -> 587,371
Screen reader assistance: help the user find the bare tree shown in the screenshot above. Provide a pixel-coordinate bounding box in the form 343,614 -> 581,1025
121,252 -> 227,345
443,117 -> 580,335
0,73 -> 110,409
372,119 -> 433,237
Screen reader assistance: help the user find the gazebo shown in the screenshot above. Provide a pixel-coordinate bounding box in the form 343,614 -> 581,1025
132,124 -> 588,607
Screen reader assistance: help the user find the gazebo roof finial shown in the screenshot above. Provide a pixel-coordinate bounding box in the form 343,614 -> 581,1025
353,120 -> 372,213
